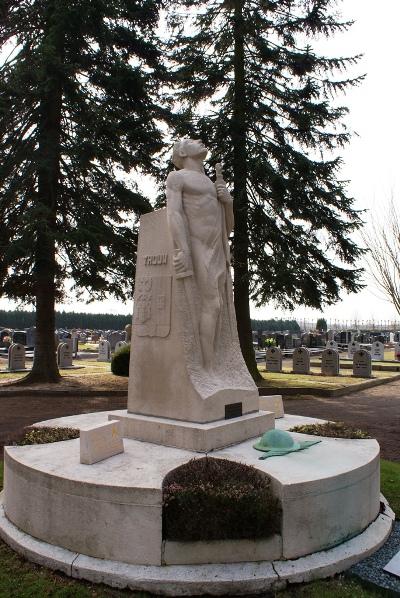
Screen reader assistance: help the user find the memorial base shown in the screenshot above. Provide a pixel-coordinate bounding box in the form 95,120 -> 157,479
109,410 -> 275,452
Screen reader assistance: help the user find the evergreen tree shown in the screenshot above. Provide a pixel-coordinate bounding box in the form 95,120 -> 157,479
168,0 -> 365,380
0,0 -> 167,382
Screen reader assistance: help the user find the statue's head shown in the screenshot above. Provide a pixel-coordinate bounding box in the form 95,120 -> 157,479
172,139 -> 208,169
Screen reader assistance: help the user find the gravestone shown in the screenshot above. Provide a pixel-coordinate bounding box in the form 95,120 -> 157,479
108,331 -> 125,351
26,326 -> 36,347
353,350 -> 372,378
326,339 -> 338,351
284,334 -> 293,349
394,342 -> 400,361
98,340 -> 111,362
71,331 -> 79,355
57,342 -> 73,368
265,346 -> 283,373
371,341 -> 384,361
8,343 -> 26,371
326,329 -> 335,341
115,340 -> 128,352
292,347 -> 311,374
12,330 -> 27,345
321,348 -> 340,376
348,340 -> 360,359
125,323 -> 132,343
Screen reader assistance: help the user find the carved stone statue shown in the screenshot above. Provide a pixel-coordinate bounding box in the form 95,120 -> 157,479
166,139 -> 234,370
127,138 -> 258,424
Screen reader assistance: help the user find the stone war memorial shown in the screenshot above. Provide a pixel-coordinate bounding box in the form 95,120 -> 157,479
0,139 -> 394,595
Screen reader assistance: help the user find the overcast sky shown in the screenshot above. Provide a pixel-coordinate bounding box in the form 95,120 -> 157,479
2,1 -> 399,325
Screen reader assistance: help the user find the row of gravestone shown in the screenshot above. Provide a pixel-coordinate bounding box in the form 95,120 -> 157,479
266,346 -> 373,378
327,339 -> 400,361
5,339 -> 130,371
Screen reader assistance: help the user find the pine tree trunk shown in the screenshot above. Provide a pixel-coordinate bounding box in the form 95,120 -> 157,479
232,0 -> 261,382
22,7 -> 63,384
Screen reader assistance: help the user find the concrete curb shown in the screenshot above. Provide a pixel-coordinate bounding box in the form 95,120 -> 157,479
259,373 -> 400,398
0,492 -> 393,596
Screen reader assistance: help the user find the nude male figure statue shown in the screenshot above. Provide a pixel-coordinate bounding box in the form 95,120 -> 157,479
166,139 -> 234,370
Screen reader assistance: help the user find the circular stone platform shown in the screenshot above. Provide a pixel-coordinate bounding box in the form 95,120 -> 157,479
0,413 -> 394,595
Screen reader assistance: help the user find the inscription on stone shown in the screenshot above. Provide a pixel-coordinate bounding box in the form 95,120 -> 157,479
292,347 -> 311,374
321,348 -> 340,376
265,346 -> 283,373
353,349 -> 372,378
144,253 -> 168,266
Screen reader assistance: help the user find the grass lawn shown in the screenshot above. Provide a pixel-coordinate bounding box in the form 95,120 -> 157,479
259,366 -> 399,391
0,361 -> 129,392
0,459 -> 398,597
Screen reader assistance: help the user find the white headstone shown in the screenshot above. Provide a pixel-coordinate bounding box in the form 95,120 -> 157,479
321,348 -> 340,376
325,340 -> 338,350
394,342 -> 400,362
353,349 -> 372,378
265,346 -> 283,372
8,343 -> 26,371
71,331 -> 79,354
80,420 -> 124,465
326,329 -> 335,341
57,342 -> 73,367
389,332 -> 395,344
347,340 -> 360,359
114,340 -> 128,353
371,341 -> 384,361
292,347 -> 311,374
98,340 -> 111,362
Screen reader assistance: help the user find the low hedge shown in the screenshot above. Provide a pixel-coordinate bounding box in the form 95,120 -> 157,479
289,421 -> 371,439
111,344 -> 130,376
162,457 -> 281,542
18,427 -> 80,445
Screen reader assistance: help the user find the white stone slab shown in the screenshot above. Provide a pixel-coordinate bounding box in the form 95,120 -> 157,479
110,410 -> 275,452
259,395 -> 284,418
384,549 -> 400,577
114,340 -> 127,352
371,341 -> 385,361
164,534 -> 282,565
80,420 -> 124,465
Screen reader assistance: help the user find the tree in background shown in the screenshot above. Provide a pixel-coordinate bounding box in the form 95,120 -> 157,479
316,317 -> 328,332
364,200 -> 400,317
168,0 -> 365,380
0,0 -> 167,382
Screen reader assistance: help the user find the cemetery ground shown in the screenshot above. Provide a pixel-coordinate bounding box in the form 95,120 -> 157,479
0,357 -> 399,596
